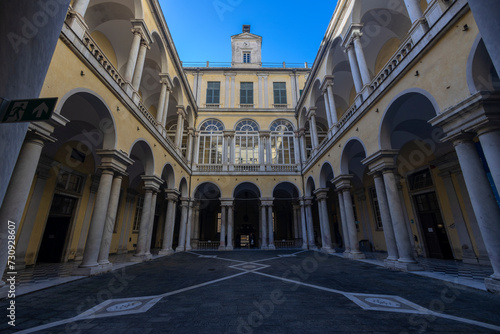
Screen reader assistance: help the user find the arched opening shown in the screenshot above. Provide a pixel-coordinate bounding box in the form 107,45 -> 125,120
233,183 -> 261,249
273,182 -> 300,247
194,182 -> 221,249
468,37 -> 500,93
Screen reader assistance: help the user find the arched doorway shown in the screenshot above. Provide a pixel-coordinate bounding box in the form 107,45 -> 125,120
194,182 -> 221,249
233,183 -> 261,249
273,183 -> 300,247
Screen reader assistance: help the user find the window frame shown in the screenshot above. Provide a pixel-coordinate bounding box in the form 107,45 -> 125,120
273,82 -> 287,105
206,81 -> 221,104
240,82 -> 254,105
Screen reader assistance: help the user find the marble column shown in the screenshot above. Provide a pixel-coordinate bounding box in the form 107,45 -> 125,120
123,30 -> 142,83
372,173 -> 399,264
186,128 -> 194,164
79,169 -> 115,269
299,130 -> 307,163
345,44 -> 363,94
176,199 -> 189,252
308,109 -> 319,149
299,200 -> 308,249
75,176 -> 100,260
175,108 -> 185,149
337,191 -> 351,254
192,203 -> 200,249
97,174 -> 123,267
184,200 -> 194,251
226,203 -> 234,250
161,89 -> 171,128
404,0 -> 424,24
314,189 -> 334,253
382,170 -> 419,268
156,77 -> 170,125
72,0 -> 91,17
132,40 -> 149,91
219,204 -> 227,250
342,189 -> 365,259
267,204 -> 275,250
326,84 -> 338,124
144,191 -> 158,255
14,160 -> 51,269
304,198 -> 317,250
292,204 -> 300,243
322,90 -> 333,129
453,136 -> 500,292
159,192 -> 178,255
260,202 -> 268,249
352,33 -> 371,87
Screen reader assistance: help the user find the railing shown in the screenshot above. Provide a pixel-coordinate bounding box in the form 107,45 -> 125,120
197,165 -> 223,172
138,101 -> 159,127
197,241 -> 220,250
270,165 -> 296,172
337,104 -> 357,130
205,103 -> 220,108
234,165 -> 260,172
239,104 -> 254,108
369,36 -> 414,91
83,32 -> 126,88
275,240 -> 297,248
273,104 -> 289,109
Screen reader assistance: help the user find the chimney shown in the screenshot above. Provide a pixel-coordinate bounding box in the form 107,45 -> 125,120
243,25 -> 250,33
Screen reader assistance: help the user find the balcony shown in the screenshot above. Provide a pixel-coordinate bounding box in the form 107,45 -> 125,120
273,104 -> 289,109
234,165 -> 260,172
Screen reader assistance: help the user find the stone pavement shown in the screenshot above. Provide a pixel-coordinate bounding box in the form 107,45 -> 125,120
1,250 -> 500,333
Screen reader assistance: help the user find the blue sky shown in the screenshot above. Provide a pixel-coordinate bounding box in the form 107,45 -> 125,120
159,0 -> 338,65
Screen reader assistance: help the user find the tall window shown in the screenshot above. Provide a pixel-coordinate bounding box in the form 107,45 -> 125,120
198,119 -> 224,165
270,120 -> 295,165
206,82 -> 220,104
243,52 -> 251,63
235,119 -> 260,165
240,82 -> 254,105
370,188 -> 383,230
273,82 -> 287,105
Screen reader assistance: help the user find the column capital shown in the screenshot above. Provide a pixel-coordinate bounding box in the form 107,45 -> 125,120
187,127 -> 196,136
332,174 -> 353,190
131,19 -> 153,45
159,73 -> 173,89
429,91 -> 500,142
341,23 -> 364,49
362,150 -> 399,174
313,188 -> 329,200
141,175 -> 164,192
179,197 -> 190,207
259,130 -> 271,138
97,149 -> 134,175
320,75 -> 335,91
260,198 -> 274,207
224,72 -> 237,77
220,198 -> 234,207
165,189 -> 180,202
223,130 -> 235,137
303,196 -> 314,206
306,107 -> 317,119
256,72 -> 269,78
176,105 -> 187,119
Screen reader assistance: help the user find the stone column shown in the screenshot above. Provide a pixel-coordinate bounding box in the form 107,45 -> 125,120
404,0 -> 424,24
298,129 -> 307,163
293,132 -> 301,165
258,74 -> 264,108
345,44 -> 363,94
14,159 -> 52,269
175,107 -> 186,149
72,0 -> 91,17
267,202 -> 275,250
132,40 -> 149,91
156,77 -> 170,125
219,204 -> 227,250
97,174 -> 123,267
159,191 -> 179,255
184,200 -> 194,251
453,136 -> 500,292
123,30 -> 143,83
144,191 -> 158,255
161,89 -> 171,128
372,173 -> 399,264
186,128 -> 195,164
133,175 -> 163,261
231,74 -> 236,108
192,203 -> 200,249
477,127 -> 500,194
314,189 -> 334,253
78,169 -> 115,270
293,204 -> 300,242
342,189 -> 364,259
259,132 -> 266,170
337,191 -> 350,254
224,74 -> 230,107
307,108 -> 319,150
264,75 -> 269,108
260,201 -> 268,249
304,198 -> 317,250
352,33 -> 371,87
322,90 -> 333,130
176,199 -> 189,252
326,84 -> 338,125
226,202 -> 234,250
299,200 -> 308,249
383,170 -> 419,269
75,176 -> 100,260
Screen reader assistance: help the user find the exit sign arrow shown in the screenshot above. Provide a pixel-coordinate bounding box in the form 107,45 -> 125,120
0,97 -> 58,123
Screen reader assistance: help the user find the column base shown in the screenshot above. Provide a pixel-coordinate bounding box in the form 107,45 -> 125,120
225,246 -> 234,251
158,249 -> 174,256
321,247 -> 335,254
132,91 -> 141,105
383,259 -> 397,269
66,11 -> 89,40
261,245 -> 269,250
394,261 -> 423,272
409,18 -> 429,43
218,245 -> 226,251
124,82 -> 135,98
343,250 -> 351,258
176,246 -> 185,252
301,244 -> 308,250
308,245 -> 318,251
116,249 -> 129,255
72,264 -> 112,276
185,246 -> 192,251
349,251 -> 366,260
131,253 -> 152,262
485,277 -> 500,294
268,244 -> 276,250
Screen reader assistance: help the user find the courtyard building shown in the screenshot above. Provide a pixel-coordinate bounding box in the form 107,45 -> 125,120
1,0 -> 500,297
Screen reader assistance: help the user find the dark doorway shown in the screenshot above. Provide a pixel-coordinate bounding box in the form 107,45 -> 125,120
414,192 -> 453,259
234,195 -> 259,248
37,194 -> 77,263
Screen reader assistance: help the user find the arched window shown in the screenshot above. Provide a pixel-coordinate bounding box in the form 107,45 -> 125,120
166,119 -> 188,157
235,119 -> 260,165
198,119 -> 224,165
270,120 -> 295,165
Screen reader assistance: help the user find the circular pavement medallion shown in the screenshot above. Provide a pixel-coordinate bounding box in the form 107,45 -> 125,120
106,301 -> 143,312
364,298 -> 401,308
